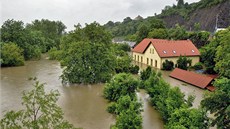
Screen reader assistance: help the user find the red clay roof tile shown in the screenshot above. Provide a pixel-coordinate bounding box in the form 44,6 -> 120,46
206,86 -> 216,91
170,68 -> 214,89
132,38 -> 200,57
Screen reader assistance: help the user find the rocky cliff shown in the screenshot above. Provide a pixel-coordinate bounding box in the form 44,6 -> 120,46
161,0 -> 230,32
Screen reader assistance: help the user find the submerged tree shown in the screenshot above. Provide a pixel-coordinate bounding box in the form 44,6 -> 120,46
176,56 -> 192,70
60,22 -> 116,84
1,42 -> 25,67
0,78 -> 79,129
201,78 -> 230,129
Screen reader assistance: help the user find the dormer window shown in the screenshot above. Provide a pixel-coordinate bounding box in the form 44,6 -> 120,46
173,50 -> 176,54
192,50 -> 195,53
163,50 -> 167,54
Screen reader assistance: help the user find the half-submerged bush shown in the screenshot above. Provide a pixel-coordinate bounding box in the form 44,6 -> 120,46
162,60 -> 174,71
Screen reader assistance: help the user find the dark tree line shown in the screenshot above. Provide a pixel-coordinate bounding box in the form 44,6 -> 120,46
0,19 -> 66,67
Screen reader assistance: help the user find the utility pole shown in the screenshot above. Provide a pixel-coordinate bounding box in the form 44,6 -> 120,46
215,14 -> 219,30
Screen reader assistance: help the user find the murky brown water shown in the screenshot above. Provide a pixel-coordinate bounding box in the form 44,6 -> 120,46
1,55 -> 164,129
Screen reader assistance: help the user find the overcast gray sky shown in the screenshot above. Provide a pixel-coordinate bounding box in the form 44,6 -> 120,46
1,0 -> 199,31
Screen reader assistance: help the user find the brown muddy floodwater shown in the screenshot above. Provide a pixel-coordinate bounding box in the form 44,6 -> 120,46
1,55 -> 163,129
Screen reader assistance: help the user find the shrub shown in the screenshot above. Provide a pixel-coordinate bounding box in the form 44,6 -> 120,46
176,56 -> 192,70
162,60 -> 174,70
103,73 -> 139,102
129,65 -> 139,74
193,62 -> 203,70
48,47 -> 61,60
140,66 -> 152,81
1,42 -> 25,67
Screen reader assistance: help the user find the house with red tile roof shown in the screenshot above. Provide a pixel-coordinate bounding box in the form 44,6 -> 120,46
132,38 -> 200,69
170,68 -> 215,91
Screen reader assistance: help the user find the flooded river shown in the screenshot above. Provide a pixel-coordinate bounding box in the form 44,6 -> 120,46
1,55 -> 163,129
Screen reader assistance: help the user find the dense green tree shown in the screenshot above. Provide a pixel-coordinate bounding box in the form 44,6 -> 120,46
111,43 -> 138,74
136,24 -> 149,43
169,24 -> 188,40
123,17 -> 132,24
177,0 -> 185,7
104,74 -> 142,129
60,22 -> 115,84
140,66 -> 153,81
0,78 -> 78,129
201,78 -> 230,129
193,62 -> 203,70
166,108 -> 209,129
200,40 -> 218,74
115,55 -> 132,73
61,41 -> 115,84
1,19 -> 25,44
103,73 -> 139,102
200,27 -> 229,74
1,19 -> 64,60
114,43 -> 131,52
214,28 -> 230,78
148,28 -> 169,39
143,67 -> 202,125
26,19 -> 66,50
162,60 -> 174,70
129,65 -> 140,74
107,95 -> 142,115
48,47 -> 62,60
147,18 -> 166,30
188,31 -> 210,48
176,56 -> 192,70
111,108 -> 142,129
1,42 -> 25,67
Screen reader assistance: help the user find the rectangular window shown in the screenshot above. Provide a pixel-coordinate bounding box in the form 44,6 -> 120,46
138,56 -> 139,62
152,49 -> 154,54
155,60 -> 157,67
150,49 -> 151,54
151,59 -> 153,66
141,56 -> 143,63
134,55 -> 136,61
147,58 -> 149,65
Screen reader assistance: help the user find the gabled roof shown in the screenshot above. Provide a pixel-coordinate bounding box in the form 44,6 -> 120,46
170,68 -> 214,89
132,38 -> 200,58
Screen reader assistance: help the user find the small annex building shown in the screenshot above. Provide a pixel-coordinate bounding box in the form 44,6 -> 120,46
132,38 -> 200,69
170,68 -> 215,91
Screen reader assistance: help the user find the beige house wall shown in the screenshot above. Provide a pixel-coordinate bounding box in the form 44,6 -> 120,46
161,56 -> 200,68
132,44 -> 200,69
132,44 -> 162,69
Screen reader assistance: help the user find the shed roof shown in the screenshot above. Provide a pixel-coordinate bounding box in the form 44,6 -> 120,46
132,38 -> 200,58
170,68 -> 214,89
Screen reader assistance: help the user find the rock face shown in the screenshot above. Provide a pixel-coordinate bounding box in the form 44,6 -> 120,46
161,1 -> 230,32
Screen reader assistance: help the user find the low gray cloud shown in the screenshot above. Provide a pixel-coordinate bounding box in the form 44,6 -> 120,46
1,0 -> 199,31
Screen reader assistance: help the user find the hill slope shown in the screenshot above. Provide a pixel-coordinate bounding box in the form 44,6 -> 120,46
160,0 -> 230,32
104,0 -> 230,37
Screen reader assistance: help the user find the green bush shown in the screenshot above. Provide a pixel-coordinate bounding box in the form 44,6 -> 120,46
48,47 -> 62,60
162,60 -> 174,71
1,42 -> 25,67
129,65 -> 139,74
176,56 -> 192,70
140,66 -> 152,81
193,62 -> 203,70
103,73 -> 139,102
